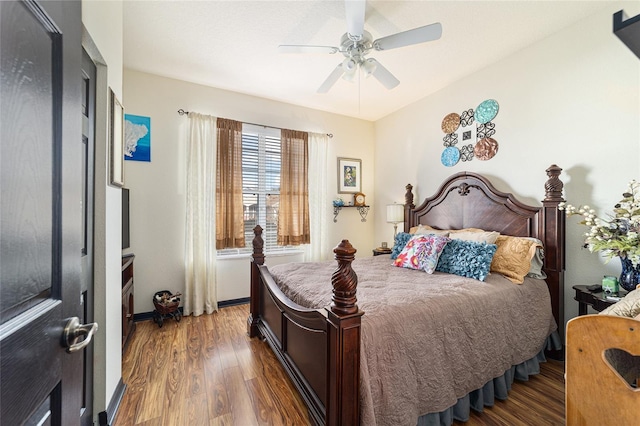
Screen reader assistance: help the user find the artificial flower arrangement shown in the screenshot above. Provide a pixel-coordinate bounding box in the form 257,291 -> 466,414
559,180 -> 640,291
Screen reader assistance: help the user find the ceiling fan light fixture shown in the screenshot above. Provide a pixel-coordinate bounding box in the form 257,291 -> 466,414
342,67 -> 357,82
362,58 -> 377,77
342,58 -> 357,72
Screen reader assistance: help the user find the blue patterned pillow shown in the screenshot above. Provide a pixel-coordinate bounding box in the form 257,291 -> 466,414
390,232 -> 413,259
436,239 -> 497,281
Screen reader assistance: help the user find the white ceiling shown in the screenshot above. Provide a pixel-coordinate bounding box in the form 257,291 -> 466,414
123,1 -> 620,121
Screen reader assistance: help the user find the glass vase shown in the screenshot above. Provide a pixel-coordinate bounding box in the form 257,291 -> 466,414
619,256 -> 640,292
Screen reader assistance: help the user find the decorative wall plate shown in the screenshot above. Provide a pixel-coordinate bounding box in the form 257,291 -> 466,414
475,99 -> 499,124
441,113 -> 461,134
474,137 -> 499,160
441,146 -> 460,167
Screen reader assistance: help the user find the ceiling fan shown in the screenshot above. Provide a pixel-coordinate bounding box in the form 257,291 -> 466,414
278,0 -> 442,93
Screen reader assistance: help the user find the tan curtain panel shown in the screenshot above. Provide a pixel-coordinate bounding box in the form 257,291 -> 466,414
216,118 -> 245,249
278,129 -> 310,245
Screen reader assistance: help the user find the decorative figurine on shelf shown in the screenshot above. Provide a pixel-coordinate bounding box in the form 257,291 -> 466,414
333,197 -> 345,207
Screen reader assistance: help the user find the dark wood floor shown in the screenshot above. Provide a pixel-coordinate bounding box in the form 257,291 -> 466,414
114,304 -> 565,425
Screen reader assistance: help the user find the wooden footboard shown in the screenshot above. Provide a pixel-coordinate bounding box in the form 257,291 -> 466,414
247,226 -> 363,426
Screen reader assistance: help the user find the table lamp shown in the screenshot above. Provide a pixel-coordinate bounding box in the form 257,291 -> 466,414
386,203 -> 405,239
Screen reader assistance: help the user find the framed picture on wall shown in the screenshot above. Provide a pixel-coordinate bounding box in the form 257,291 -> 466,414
124,114 -> 151,162
109,88 -> 124,187
337,157 -> 361,193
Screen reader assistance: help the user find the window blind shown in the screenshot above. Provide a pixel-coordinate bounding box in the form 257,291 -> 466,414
218,125 -> 299,256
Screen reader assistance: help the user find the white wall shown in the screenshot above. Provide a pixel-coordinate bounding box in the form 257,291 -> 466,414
373,3 -> 640,327
82,0 -> 124,420
122,70 -> 375,313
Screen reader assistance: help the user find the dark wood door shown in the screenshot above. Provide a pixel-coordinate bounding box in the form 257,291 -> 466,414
1,1 -> 88,425
80,48 -> 97,426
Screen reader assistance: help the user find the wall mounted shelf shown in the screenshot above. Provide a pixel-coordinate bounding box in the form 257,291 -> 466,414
333,205 -> 370,223
614,10 -> 640,59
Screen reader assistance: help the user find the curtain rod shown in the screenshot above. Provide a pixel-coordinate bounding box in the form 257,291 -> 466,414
177,109 -> 333,138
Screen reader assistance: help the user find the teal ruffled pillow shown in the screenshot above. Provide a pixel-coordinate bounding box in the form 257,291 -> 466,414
390,232 -> 413,259
436,239 -> 497,281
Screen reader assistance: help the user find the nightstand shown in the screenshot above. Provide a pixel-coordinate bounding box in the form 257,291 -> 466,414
372,247 -> 392,256
573,285 -> 628,315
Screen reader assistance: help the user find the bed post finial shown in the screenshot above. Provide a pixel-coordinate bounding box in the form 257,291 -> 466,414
405,184 -> 414,207
327,239 -> 363,426
540,165 -> 565,350
252,224 -> 264,264
330,240 -> 358,315
404,184 -> 415,233
247,225 -> 264,337
544,164 -> 564,202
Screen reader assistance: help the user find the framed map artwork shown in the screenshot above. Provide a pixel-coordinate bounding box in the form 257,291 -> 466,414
124,114 -> 151,162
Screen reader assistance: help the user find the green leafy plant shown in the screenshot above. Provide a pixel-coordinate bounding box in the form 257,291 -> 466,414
559,180 -> 640,266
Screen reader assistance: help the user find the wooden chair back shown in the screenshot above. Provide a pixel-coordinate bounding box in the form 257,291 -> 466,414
566,314 -> 640,425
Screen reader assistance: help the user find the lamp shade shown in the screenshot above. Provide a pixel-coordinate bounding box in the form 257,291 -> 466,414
386,203 -> 404,223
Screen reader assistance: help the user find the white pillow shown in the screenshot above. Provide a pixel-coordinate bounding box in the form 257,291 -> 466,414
413,224 -> 450,237
451,230 -> 499,244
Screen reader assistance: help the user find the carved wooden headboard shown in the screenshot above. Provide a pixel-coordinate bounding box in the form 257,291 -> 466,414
402,165 -> 566,336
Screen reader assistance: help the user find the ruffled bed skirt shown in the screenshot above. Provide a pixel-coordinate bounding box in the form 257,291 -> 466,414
417,332 -> 563,426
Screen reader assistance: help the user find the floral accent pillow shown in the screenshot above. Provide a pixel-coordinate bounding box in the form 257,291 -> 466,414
393,234 -> 451,273
436,239 -> 497,281
390,232 -> 413,260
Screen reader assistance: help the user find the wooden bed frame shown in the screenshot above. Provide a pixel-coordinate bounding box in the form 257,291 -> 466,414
247,164 -> 566,426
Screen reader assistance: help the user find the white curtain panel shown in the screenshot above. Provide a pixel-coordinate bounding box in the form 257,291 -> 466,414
184,113 -> 218,316
306,132 -> 329,261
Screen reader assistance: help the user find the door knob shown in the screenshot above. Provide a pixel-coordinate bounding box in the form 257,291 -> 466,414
62,317 -> 98,353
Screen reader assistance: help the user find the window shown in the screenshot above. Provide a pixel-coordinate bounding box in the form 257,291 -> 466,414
217,124 -> 300,256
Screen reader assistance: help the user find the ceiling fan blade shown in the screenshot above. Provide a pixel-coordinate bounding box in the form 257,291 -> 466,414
345,0 -> 366,39
278,45 -> 339,54
367,58 -> 399,90
373,22 -> 442,51
317,63 -> 345,93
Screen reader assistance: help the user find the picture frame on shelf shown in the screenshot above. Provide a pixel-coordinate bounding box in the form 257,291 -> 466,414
109,88 -> 124,187
337,157 -> 361,193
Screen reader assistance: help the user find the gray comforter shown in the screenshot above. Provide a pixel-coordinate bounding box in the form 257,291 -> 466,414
269,255 -> 557,426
